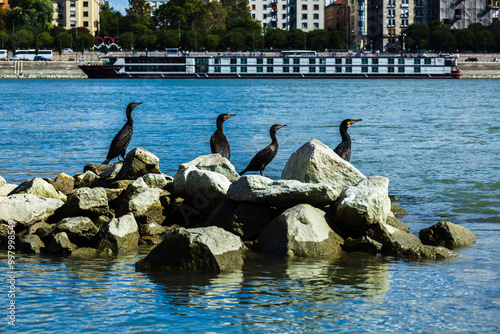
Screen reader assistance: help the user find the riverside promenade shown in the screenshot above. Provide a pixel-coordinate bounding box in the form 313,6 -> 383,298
1,52 -> 499,79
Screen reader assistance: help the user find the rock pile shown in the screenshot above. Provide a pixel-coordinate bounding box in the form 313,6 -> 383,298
0,140 -> 477,271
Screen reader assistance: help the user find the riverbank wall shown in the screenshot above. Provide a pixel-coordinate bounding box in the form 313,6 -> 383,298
0,53 -> 499,79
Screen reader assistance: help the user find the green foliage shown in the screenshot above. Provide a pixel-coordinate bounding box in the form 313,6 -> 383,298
265,28 -> 288,49
12,29 -> 34,48
9,0 -> 54,34
37,31 -> 53,48
155,29 -> 180,49
99,3 -> 123,37
0,30 -> 8,47
307,29 -> 329,50
328,30 -> 347,49
404,22 -> 429,50
220,0 -> 250,24
287,29 -> 305,49
126,0 -> 153,24
204,34 -> 220,50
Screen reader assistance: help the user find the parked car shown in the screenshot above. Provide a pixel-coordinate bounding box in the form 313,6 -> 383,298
33,55 -> 49,61
62,48 -> 73,53
465,57 -> 478,62
494,58 -> 500,62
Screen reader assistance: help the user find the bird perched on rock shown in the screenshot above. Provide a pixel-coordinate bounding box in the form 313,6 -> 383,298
102,102 -> 143,165
210,113 -> 236,160
239,124 -> 287,176
333,119 -> 362,162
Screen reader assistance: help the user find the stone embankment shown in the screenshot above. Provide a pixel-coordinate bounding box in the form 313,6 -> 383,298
0,140 -> 477,272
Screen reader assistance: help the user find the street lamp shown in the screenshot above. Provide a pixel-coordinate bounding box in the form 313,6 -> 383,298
402,33 -> 406,53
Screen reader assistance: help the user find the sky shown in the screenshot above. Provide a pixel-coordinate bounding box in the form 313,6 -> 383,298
109,0 -> 129,15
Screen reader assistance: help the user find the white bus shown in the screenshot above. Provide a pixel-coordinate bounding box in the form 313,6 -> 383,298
0,49 -> 7,60
10,49 -> 53,61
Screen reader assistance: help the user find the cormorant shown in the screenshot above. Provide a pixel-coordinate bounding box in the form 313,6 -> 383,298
102,102 -> 143,165
333,119 -> 362,162
239,124 -> 287,176
210,113 -> 236,160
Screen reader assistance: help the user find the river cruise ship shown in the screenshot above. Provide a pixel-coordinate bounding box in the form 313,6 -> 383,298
79,50 -> 460,79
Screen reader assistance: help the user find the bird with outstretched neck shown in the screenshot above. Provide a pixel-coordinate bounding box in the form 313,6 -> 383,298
210,113 -> 236,160
333,119 -> 362,162
239,124 -> 287,177
102,102 -> 143,165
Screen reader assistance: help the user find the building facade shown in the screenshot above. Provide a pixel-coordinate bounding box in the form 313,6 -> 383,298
52,0 -> 100,36
439,0 -> 499,29
250,0 -> 325,32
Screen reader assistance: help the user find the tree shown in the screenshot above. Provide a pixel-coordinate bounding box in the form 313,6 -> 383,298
0,31 -> 8,48
155,0 -> 205,31
99,3 -> 123,37
37,31 -> 52,48
9,0 -> 54,52
204,34 -> 220,50
155,29 -> 180,49
131,23 -> 156,50
428,24 -> 455,51
11,29 -> 34,48
126,0 -> 153,24
404,22 -> 429,51
200,1 -> 227,31
328,30 -> 346,49
265,28 -> 288,49
220,0 -> 250,24
287,29 -> 305,49
453,28 -> 475,51
307,29 -> 329,50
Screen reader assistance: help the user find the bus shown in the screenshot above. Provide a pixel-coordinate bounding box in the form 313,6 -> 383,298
0,49 -> 7,60
10,49 -> 53,61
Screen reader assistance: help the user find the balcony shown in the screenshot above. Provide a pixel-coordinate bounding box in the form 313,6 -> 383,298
487,0 -> 500,9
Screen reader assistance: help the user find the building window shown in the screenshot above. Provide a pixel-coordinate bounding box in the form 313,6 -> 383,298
313,14 -> 319,19
314,4 -> 319,10
283,67 -> 290,73
388,58 -> 395,65
414,67 -> 421,73
214,67 -> 221,72
302,14 -> 307,19
283,14 -> 286,19
335,66 -> 342,73
83,21 -> 89,27
257,58 -> 264,64
231,66 -> 237,73
241,67 -> 247,73
263,5 -> 266,9
263,14 -> 267,19
252,14 -> 255,19
372,67 -> 378,73
319,67 -> 326,73
302,23 -> 307,29
267,58 -> 273,64
398,67 -> 405,73
252,5 -> 255,9
83,11 -> 89,17
362,67 -> 368,73
293,67 -> 300,72
302,5 -> 307,9
257,67 -> 263,73
283,58 -> 290,65
83,1 -> 88,7
70,2 -> 75,7
388,67 -> 395,73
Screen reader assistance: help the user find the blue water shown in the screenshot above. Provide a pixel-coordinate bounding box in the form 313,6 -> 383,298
0,79 -> 499,333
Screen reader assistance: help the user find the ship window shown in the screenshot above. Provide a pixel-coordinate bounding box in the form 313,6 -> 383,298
267,58 -> 273,64
240,67 -> 247,73
319,67 -> 326,73
425,59 -> 431,65
362,67 -> 368,73
335,66 -> 342,73
388,66 -> 395,73
362,58 -> 368,64
335,58 -> 342,64
240,58 -> 247,65
214,59 -> 220,65
309,58 -> 316,64
345,67 -> 352,73
372,59 -> 378,65
309,67 -> 316,73
231,58 -> 237,64
398,59 -> 405,64
388,59 -> 395,65
231,66 -> 237,72
257,66 -> 263,72
214,67 -> 221,72
345,59 -> 352,64
196,58 -> 208,65
257,58 -> 264,64
398,67 -> 405,73
319,58 -> 326,64
283,67 -> 290,73
267,67 -> 273,72
372,67 -> 378,73
414,59 -> 421,65
283,58 -> 290,65
414,67 -> 421,73
293,67 -> 300,72
293,59 -> 300,64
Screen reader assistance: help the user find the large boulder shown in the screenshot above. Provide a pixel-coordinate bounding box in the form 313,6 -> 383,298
52,173 -> 75,195
9,177 -> 64,200
74,171 -> 100,188
115,147 -> 161,180
63,187 -> 110,218
0,184 -> 17,197
335,176 -> 391,238
56,216 -> 100,246
174,167 -> 231,202
126,187 -> 165,225
0,175 -> 5,187
0,194 -> 64,228
259,204 -> 344,258
419,221 -> 477,249
281,139 -> 366,193
141,173 -> 169,189
136,226 -> 245,272
369,223 -> 457,259
176,154 -> 240,183
227,175 -> 338,208
106,213 -> 139,252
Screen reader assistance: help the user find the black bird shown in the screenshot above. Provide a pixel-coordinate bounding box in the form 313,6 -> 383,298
239,124 -> 287,176
102,102 -> 143,165
210,113 -> 236,160
333,119 -> 362,162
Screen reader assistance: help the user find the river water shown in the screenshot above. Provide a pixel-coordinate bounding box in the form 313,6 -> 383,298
0,79 -> 499,333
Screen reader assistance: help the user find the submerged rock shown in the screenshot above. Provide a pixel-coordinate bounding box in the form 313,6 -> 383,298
47,232 -> 78,255
136,226 -> 245,272
419,221 -> 477,249
0,194 -> 64,228
335,176 -> 391,238
20,234 -> 45,254
259,204 -> 344,258
281,139 -> 366,193
227,175 -> 338,208
106,213 -> 139,252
